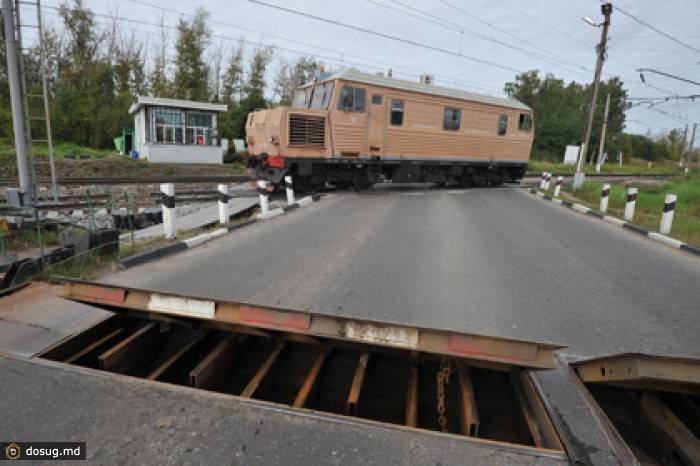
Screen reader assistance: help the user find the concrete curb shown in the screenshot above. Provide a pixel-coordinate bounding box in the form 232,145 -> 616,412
120,195 -> 327,269
528,188 -> 699,258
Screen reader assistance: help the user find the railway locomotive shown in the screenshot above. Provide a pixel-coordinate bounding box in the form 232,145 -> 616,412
245,69 -> 534,191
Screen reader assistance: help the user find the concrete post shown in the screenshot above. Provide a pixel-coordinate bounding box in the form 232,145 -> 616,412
257,180 -> 269,215
3,0 -> 31,204
285,176 -> 295,205
540,172 -> 546,190
624,187 -> 637,221
217,184 -> 229,224
600,183 -> 611,213
161,183 -> 177,238
553,176 -> 563,197
659,194 -> 677,235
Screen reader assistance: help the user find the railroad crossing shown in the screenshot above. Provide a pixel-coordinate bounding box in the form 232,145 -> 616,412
1,184 -> 699,464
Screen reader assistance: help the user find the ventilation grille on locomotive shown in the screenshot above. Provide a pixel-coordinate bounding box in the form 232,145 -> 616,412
289,114 -> 325,147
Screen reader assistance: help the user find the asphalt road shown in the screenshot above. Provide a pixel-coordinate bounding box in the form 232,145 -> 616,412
104,185 -> 700,359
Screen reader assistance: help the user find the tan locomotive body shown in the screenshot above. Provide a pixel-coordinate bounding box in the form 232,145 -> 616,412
245,69 -> 533,190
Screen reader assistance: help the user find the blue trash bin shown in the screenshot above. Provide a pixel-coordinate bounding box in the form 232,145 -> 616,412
130,150 -> 139,159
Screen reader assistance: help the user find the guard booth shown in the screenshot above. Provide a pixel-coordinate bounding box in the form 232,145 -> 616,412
129,96 -> 229,164
113,128 -> 134,156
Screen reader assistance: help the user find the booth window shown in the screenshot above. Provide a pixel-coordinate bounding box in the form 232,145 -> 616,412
518,113 -> 532,132
337,86 -> 366,112
498,115 -> 508,136
443,107 -> 461,131
154,108 -> 183,143
390,100 -> 404,126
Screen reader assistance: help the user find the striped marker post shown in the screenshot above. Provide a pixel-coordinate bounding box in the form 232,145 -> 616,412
284,176 -> 295,205
540,172 -> 546,190
660,194 -> 677,235
553,176 -> 563,197
257,180 -> 270,215
161,183 -> 177,239
600,183 -> 611,213
218,184 -> 229,224
545,173 -> 552,190
624,187 -> 637,221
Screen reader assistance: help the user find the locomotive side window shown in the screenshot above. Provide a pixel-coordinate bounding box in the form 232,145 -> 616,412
498,115 -> 508,136
310,82 -> 335,110
372,94 -> 382,105
443,107 -> 461,131
390,100 -> 404,126
518,113 -> 532,132
292,88 -> 311,108
337,86 -> 366,112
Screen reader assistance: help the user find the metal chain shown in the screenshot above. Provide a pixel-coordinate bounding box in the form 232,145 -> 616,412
436,358 -> 452,432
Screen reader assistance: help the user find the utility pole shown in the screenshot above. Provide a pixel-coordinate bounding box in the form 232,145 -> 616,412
681,125 -> 688,167
595,93 -> 611,173
2,0 -> 31,205
574,3 -> 613,189
688,122 -> 697,168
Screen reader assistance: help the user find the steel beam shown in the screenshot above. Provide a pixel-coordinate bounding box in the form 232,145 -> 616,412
97,322 -> 159,373
146,331 -> 208,381
347,352 -> 370,416
241,341 -> 286,399
640,391 -> 700,465
64,328 -> 125,365
510,372 -> 562,451
189,336 -> 238,390
456,366 -> 479,436
405,364 -> 419,428
293,350 -> 328,408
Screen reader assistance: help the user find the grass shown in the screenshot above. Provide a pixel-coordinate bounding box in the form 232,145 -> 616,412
559,175 -> 700,246
529,158 -> 685,175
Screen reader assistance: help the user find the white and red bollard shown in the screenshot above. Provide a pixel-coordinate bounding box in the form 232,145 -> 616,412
553,176 -> 563,197
285,176 -> 295,205
257,180 -> 270,215
540,172 -> 546,190
660,194 -> 677,235
600,183 -> 611,213
624,187 -> 637,221
545,173 -> 552,190
218,184 -> 229,224
161,183 -> 177,239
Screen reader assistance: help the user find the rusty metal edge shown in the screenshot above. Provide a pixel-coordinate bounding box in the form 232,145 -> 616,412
59,278 -> 567,370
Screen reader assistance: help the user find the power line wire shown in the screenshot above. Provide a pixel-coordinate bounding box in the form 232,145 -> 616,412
615,5 -> 700,56
247,0 -> 522,73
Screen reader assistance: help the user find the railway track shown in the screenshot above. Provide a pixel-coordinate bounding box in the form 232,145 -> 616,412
0,175 -> 252,186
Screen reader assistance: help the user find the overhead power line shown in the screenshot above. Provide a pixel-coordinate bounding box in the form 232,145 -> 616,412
615,5 -> 700,56
247,0 -> 522,73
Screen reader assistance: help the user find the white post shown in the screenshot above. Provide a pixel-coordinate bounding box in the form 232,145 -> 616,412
540,172 -> 546,190
257,180 -> 269,215
553,176 -> 563,197
284,176 -> 295,205
545,173 -> 552,190
600,183 -> 610,213
161,183 -> 177,238
624,187 -> 637,221
218,184 -> 229,224
659,194 -> 677,235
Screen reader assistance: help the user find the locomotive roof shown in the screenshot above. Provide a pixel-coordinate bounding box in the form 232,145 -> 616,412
320,69 -> 531,111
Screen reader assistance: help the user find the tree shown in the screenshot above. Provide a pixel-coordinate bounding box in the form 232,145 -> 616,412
243,46 -> 274,98
172,8 -> 210,101
150,16 -> 171,97
504,70 -> 629,162
221,42 -> 245,104
274,56 -> 318,105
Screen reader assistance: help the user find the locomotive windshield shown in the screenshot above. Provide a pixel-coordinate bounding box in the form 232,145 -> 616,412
291,82 -> 335,110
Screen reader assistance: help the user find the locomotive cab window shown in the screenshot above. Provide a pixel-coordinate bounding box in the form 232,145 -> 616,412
518,113 -> 532,132
443,107 -> 461,131
337,86 -> 366,112
498,115 -> 508,136
310,82 -> 335,110
390,100 -> 404,126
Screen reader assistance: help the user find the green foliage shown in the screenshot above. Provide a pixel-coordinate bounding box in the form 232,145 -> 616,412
172,8 -> 211,101
275,56 -> 318,105
504,70 -> 630,163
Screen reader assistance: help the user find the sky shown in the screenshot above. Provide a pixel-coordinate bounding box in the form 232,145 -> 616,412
37,0 -> 700,140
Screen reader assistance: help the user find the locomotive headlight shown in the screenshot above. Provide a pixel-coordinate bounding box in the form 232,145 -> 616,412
269,135 -> 280,145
